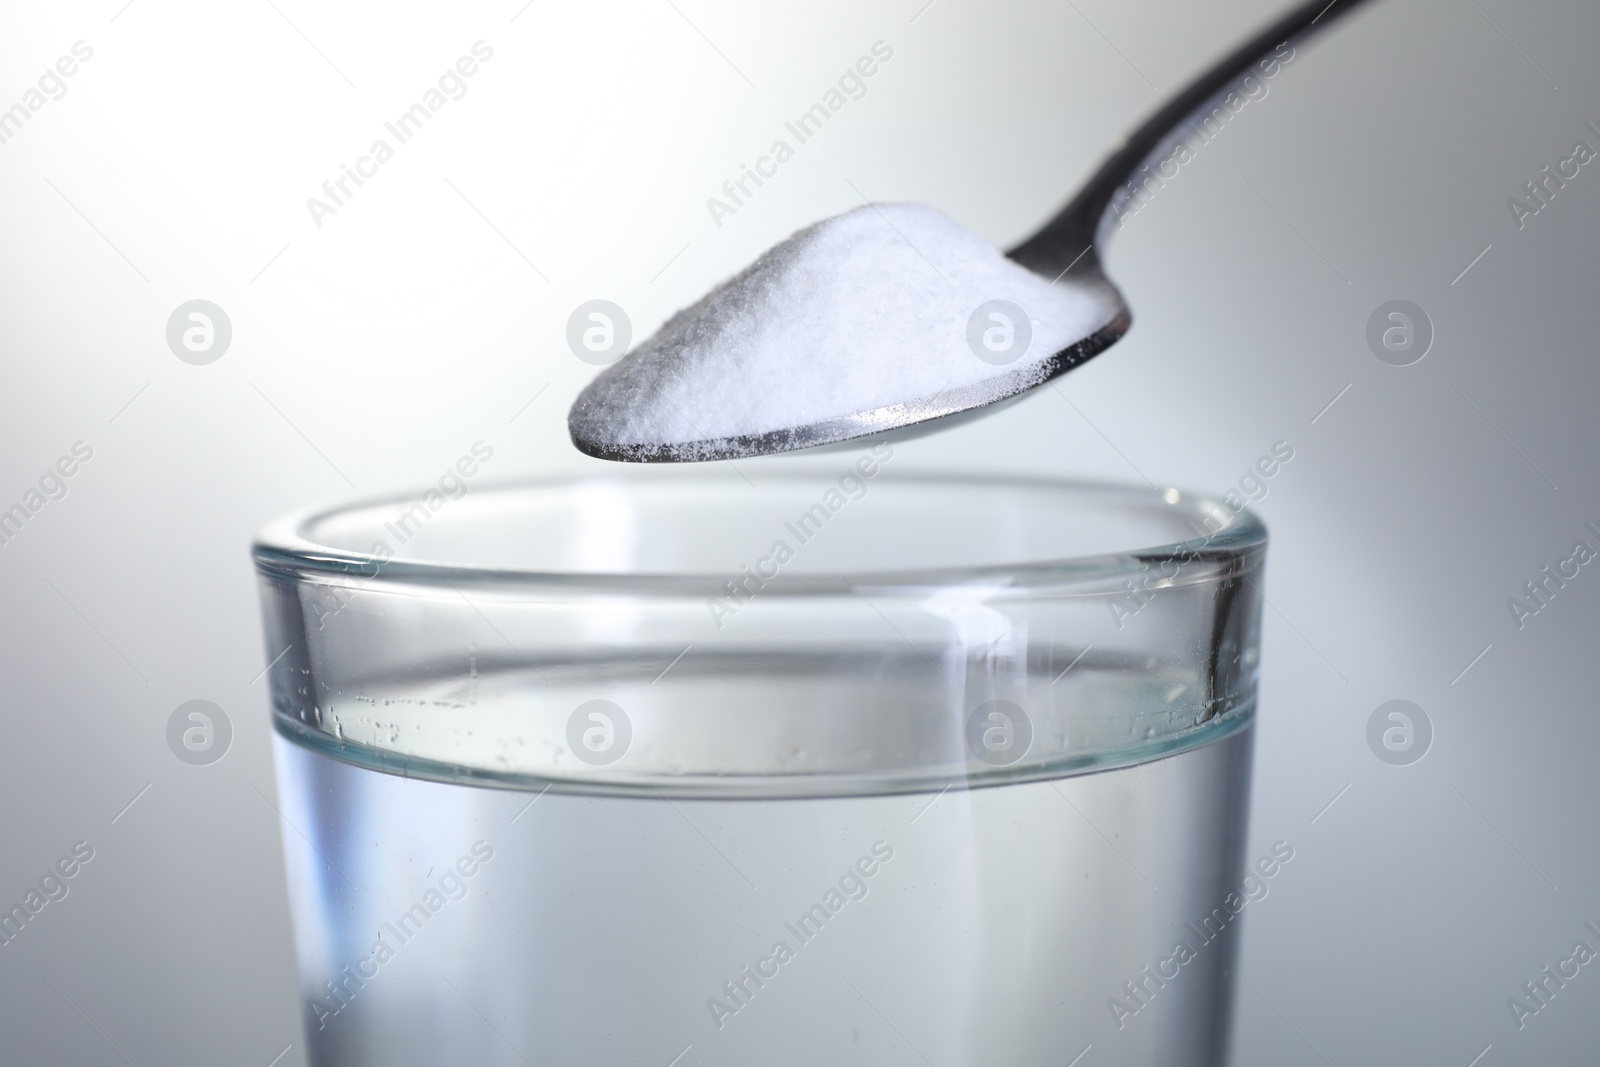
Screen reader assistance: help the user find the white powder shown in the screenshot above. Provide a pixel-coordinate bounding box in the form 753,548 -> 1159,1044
569,203 -> 1119,460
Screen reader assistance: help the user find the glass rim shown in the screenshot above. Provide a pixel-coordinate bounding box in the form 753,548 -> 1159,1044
252,469 -> 1268,594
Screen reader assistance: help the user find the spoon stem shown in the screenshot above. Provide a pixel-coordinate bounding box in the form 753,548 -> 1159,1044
1008,0 -> 1377,276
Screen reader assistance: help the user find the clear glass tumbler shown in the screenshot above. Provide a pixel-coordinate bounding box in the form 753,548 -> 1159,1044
253,462 -> 1266,1067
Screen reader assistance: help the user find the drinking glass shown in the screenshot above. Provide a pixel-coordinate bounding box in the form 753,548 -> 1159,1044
253,462 -> 1266,1066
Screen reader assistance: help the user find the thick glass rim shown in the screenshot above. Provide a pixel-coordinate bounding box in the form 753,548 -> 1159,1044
252,470 -> 1267,593
255,470 -> 1268,797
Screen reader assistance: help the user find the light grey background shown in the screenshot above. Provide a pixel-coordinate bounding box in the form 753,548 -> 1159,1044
2,0 -> 1596,1063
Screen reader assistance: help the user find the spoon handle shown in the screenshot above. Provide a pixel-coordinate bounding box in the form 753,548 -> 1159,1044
1008,0 -> 1377,275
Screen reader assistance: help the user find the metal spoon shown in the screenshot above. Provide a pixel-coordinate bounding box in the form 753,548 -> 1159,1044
570,0 -> 1375,462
